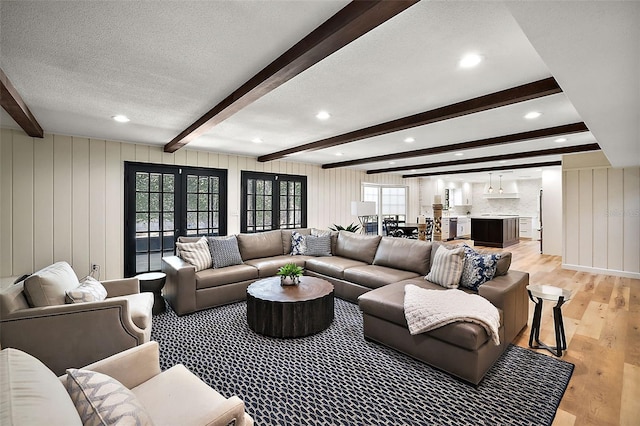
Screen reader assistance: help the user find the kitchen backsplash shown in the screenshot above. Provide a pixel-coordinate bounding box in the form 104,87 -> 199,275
450,178 -> 541,217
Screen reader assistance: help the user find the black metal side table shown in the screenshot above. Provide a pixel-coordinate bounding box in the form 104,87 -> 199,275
527,284 -> 572,357
137,272 -> 167,315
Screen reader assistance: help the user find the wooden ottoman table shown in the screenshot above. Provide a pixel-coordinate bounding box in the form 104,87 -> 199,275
246,276 -> 334,338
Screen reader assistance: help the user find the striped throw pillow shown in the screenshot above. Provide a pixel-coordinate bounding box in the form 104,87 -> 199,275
65,276 -> 108,303
425,245 -> 465,289
176,237 -> 212,271
305,234 -> 332,257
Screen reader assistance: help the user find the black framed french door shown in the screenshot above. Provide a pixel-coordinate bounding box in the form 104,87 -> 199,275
124,162 -> 227,277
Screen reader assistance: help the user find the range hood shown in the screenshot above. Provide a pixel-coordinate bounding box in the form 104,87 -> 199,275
483,180 -> 520,198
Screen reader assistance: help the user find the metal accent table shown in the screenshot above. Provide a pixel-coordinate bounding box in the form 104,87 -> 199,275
136,272 -> 167,315
527,284 -> 572,357
247,276 -> 334,338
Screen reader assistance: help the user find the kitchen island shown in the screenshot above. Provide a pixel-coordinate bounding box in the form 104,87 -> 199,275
471,216 -> 519,248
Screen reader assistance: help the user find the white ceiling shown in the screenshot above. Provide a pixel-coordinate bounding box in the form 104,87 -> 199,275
1,1 -> 638,183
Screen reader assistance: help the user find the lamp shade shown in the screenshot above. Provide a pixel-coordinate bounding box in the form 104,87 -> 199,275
351,201 -> 376,216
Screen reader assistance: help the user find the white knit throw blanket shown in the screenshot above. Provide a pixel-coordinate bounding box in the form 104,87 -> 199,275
403,284 -> 501,345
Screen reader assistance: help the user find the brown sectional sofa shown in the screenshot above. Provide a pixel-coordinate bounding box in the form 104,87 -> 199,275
161,229 -> 529,384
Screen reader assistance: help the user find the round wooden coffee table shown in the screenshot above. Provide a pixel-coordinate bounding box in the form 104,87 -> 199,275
246,276 -> 334,338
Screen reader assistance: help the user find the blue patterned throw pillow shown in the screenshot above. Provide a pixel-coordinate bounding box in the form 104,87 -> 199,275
291,231 -> 306,255
460,245 -> 501,291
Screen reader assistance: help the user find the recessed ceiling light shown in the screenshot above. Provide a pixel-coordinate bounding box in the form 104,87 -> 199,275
454,153 -> 464,157
316,111 -> 331,120
524,111 -> 542,120
459,53 -> 483,68
499,160 -> 507,164
335,152 -> 343,156
404,137 -> 415,143
112,115 -> 130,123
555,137 -> 567,143
389,161 -> 396,165
411,169 -> 417,173
251,138 -> 263,144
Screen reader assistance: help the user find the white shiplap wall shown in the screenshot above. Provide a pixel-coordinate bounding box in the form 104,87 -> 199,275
563,154 -> 640,278
0,129 -> 417,279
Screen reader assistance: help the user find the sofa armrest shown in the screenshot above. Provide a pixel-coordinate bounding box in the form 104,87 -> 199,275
479,270 -> 529,344
103,278 -> 140,297
72,341 -> 162,389
209,396 -> 252,426
0,299 -> 145,375
162,256 -> 197,316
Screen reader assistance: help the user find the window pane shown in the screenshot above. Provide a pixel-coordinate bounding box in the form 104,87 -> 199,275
198,176 -> 208,193
210,177 -> 219,192
247,195 -> 254,210
163,213 -> 174,230
187,194 -> 197,211
149,193 -> 160,212
248,179 -> 254,194
198,194 -> 208,210
136,173 -> 148,191
256,210 -> 263,225
257,195 -> 263,210
198,212 -> 208,230
280,195 -> 287,210
136,213 -> 148,231
150,174 -> 160,192
136,193 -> 149,212
149,213 -> 159,231
295,181 -> 301,194
294,196 -> 301,209
135,233 -> 148,252
187,175 -> 197,193
257,180 -> 264,195
265,181 -> 272,195
163,174 -> 174,192
163,193 -> 173,211
264,211 -> 271,226
187,212 -> 197,229
265,196 -> 272,210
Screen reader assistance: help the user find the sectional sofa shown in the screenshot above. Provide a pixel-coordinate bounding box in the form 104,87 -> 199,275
161,229 -> 529,384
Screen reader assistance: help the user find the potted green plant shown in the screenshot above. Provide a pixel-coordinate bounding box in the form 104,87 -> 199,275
276,263 -> 304,286
328,222 -> 361,233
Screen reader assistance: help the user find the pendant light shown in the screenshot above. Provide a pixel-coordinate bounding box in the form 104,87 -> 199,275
499,174 -> 503,194
488,173 -> 493,193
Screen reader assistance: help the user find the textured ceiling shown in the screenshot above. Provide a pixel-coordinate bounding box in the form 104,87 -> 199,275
1,0 -> 637,182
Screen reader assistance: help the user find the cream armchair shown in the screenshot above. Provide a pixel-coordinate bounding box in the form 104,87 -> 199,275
1,342 -> 253,426
0,261 -> 153,375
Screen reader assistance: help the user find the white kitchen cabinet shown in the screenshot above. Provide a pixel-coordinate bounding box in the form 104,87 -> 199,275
460,182 -> 473,205
457,217 -> 470,238
519,216 -> 534,239
440,217 -> 450,240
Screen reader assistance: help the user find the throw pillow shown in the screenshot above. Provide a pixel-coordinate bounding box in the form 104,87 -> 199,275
310,228 -> 331,237
176,237 -> 211,271
291,231 -> 307,255
304,234 -> 332,257
207,236 -> 243,268
425,245 -> 465,289
65,276 -> 108,303
65,369 -> 154,426
460,245 -> 500,291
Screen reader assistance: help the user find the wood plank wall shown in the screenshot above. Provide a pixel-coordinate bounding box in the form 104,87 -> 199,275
0,129 -> 418,279
563,159 -> 640,278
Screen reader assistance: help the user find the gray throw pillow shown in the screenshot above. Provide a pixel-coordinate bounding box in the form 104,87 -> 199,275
425,245 -> 465,289
304,234 -> 332,257
208,236 -> 243,268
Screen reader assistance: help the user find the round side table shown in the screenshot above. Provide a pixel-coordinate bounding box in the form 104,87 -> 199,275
136,272 -> 167,315
526,284 -> 572,357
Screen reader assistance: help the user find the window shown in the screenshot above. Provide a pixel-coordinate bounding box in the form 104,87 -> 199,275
362,184 -> 408,234
124,162 -> 227,277
241,171 -> 306,233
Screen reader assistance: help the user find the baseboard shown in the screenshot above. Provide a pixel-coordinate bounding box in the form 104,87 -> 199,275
561,263 -> 640,280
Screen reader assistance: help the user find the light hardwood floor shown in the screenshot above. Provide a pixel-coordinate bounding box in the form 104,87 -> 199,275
468,239 -> 639,426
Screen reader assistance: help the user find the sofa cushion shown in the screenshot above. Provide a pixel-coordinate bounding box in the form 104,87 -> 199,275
304,234 -> 332,257
24,261 -> 80,307
65,276 -> 108,304
344,265 -> 419,289
281,228 -> 311,255
65,368 -> 153,426
460,245 -> 501,291
425,245 -> 465,289
431,241 -> 511,277
290,231 -> 307,255
304,257 -> 368,280
195,264 -> 259,290
176,237 -> 212,272
335,231 -> 381,264
358,280 -> 496,351
373,237 -> 432,275
244,255 -> 309,278
237,230 -> 283,260
0,348 -> 82,426
207,236 -> 243,268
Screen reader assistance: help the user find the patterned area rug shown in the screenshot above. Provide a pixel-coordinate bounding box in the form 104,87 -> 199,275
151,298 -> 573,425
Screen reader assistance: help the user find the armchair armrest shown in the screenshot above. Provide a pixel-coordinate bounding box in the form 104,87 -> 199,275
211,396 -> 253,426
0,298 -> 145,375
162,256 -> 197,316
70,341 -> 162,389
479,270 -> 529,344
103,277 -> 139,297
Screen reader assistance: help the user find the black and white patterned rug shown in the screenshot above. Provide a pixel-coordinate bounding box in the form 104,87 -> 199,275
151,299 -> 573,426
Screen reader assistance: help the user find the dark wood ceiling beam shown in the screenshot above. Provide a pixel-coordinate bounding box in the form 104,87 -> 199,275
164,0 -> 419,153
0,68 -> 43,138
368,143 -> 600,174
402,161 -> 562,178
258,77 -> 562,162
322,122 -> 588,169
